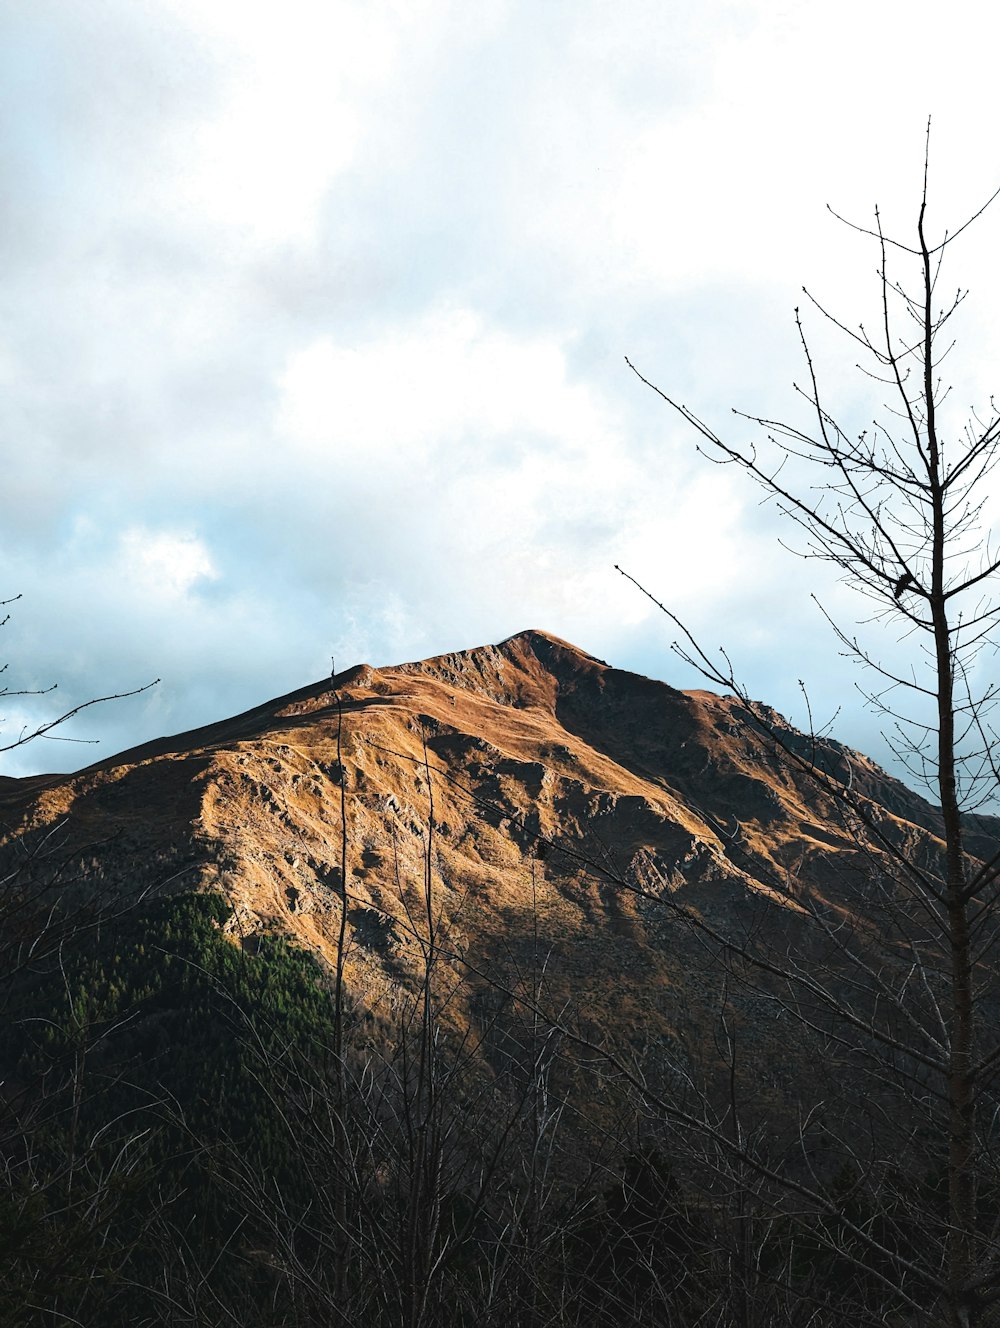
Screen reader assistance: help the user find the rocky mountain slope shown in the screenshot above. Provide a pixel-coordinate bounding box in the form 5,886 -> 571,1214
0,628 -> 984,1106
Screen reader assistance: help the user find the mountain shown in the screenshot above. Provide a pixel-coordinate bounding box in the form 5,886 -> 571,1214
3,628 -> 996,1327
0,629 -> 972,1079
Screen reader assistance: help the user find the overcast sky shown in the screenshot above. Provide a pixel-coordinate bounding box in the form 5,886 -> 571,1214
3,0 -> 1000,785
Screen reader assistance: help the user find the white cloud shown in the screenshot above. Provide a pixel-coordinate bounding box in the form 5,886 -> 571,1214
275,307 -> 607,460
117,528 -> 217,600
148,0 -> 472,246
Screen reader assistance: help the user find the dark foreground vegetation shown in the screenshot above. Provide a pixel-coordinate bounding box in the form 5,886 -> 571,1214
0,886 -> 959,1328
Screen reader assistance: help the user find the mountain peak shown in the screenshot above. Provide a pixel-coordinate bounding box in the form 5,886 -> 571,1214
0,627 -> 960,911
390,629 -> 615,718
498,627 -> 607,662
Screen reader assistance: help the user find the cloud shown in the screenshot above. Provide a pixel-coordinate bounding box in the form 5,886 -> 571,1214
117,527 -> 217,600
274,306 -> 606,460
262,304 -> 767,644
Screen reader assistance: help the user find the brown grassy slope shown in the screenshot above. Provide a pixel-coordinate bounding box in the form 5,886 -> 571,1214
0,628 -> 986,1121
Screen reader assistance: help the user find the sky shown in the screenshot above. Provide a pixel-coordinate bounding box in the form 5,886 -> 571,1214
3,0 -> 1000,787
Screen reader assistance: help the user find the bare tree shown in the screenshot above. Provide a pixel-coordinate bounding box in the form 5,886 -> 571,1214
622,126 -> 1000,1327
0,592 -> 158,763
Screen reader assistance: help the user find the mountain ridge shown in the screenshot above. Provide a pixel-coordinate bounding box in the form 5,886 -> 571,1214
0,629 -> 974,982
